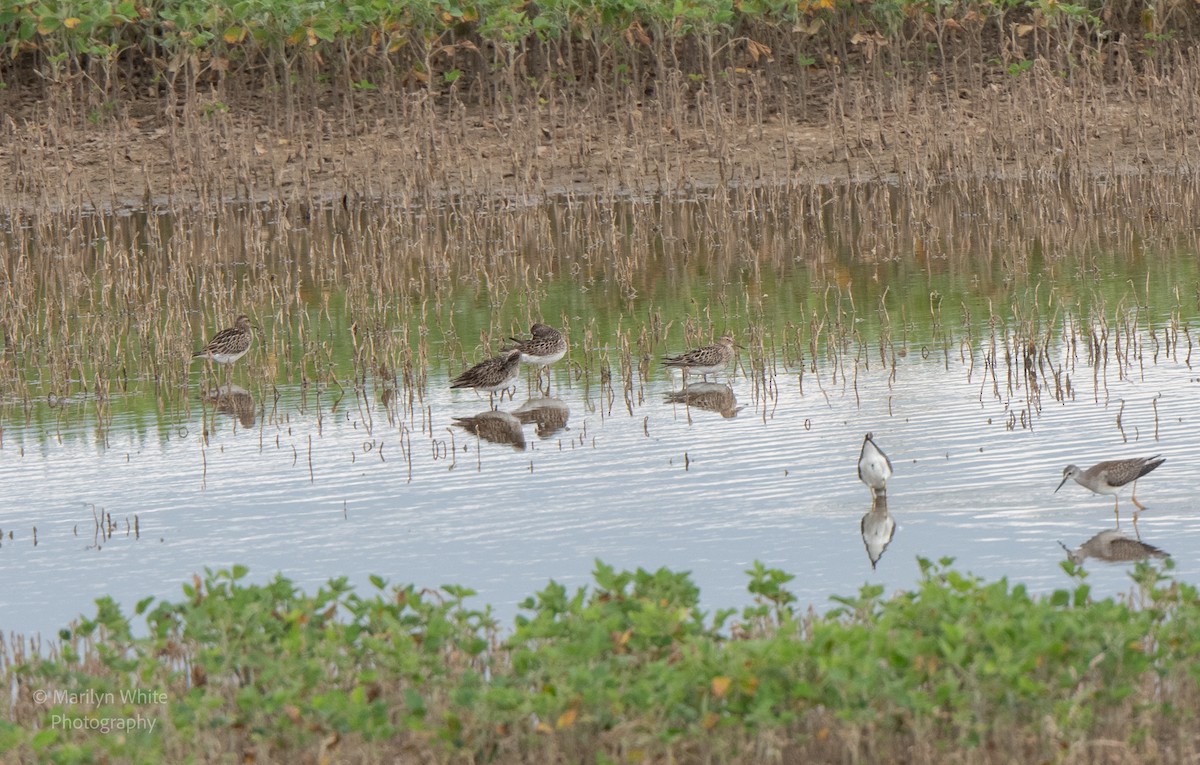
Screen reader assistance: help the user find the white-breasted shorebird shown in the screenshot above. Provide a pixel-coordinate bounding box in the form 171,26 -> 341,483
507,323 -> 567,392
662,335 -> 736,384
508,323 -> 567,368
1055,455 -> 1165,520
857,432 -> 893,498
193,315 -> 253,366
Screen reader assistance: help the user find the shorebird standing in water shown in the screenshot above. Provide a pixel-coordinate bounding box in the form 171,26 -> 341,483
1055,455 -> 1165,522
450,348 -> 522,408
662,335 -> 736,386
193,314 -> 254,386
857,432 -> 893,500
193,314 -> 254,366
507,323 -> 567,392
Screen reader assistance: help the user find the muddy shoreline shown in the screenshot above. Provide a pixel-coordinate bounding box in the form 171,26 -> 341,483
2,68 -> 1198,213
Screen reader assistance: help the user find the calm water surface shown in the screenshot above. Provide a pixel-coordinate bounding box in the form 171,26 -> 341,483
2,186 -> 1199,636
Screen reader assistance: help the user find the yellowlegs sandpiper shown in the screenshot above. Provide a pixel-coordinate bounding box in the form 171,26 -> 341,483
1055,455 -> 1164,520
858,432 -> 893,498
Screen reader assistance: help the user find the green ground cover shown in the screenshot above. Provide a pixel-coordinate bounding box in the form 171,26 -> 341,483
1,557 -> 1197,763
3,0 -> 1197,97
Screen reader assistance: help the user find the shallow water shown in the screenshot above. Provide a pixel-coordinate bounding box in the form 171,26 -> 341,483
2,185 -> 1199,637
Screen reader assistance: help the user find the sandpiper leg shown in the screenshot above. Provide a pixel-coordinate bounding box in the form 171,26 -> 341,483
1131,480 -> 1148,511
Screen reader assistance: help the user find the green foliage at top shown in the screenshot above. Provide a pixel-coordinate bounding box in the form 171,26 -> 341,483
0,0 -> 1188,69
2,557 -> 1198,763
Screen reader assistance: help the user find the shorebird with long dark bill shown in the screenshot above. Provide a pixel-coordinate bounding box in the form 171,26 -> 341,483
1055,455 -> 1165,522
450,349 -> 522,408
662,335 -> 736,386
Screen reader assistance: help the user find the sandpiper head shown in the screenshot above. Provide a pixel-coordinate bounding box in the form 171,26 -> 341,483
717,335 -> 736,348
530,323 -> 556,337
1057,540 -> 1084,565
1055,465 -> 1079,493
235,315 -> 252,330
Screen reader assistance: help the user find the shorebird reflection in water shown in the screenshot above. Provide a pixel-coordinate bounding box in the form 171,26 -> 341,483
450,349 -> 522,407
1058,530 -> 1169,565
860,496 -> 896,570
857,433 -> 893,499
664,382 -> 742,419
1055,455 -> 1165,522
513,396 -> 570,439
507,323 -> 567,392
662,336 -> 736,385
203,384 -> 256,429
452,410 -> 526,451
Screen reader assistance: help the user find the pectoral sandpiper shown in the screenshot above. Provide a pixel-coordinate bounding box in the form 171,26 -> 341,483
662,335 -> 736,384
508,323 -> 567,368
193,315 -> 254,366
450,349 -> 522,406
507,323 -> 567,392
